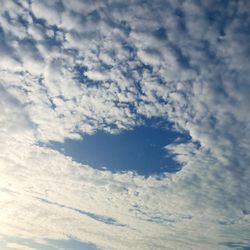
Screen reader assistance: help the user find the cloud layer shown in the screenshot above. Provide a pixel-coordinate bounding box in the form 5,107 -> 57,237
0,0 -> 250,249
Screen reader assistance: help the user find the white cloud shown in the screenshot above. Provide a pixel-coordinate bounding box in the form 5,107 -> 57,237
31,0 -> 63,27
84,70 -> 110,82
5,243 -> 36,250
0,0 -> 249,249
137,49 -> 162,66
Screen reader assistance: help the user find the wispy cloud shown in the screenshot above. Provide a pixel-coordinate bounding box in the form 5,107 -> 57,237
35,197 -> 126,227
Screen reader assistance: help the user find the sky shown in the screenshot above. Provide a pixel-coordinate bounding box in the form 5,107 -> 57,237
0,0 -> 249,249
50,123 -> 187,176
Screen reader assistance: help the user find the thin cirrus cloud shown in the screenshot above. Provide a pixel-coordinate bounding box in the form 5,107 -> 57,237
0,0 -> 249,250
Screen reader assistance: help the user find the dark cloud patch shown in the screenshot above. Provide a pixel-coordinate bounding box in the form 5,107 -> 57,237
36,197 -> 126,227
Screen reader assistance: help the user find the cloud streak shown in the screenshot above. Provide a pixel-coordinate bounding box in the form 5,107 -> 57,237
35,197 -> 126,227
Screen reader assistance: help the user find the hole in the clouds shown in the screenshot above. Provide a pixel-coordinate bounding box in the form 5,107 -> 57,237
50,125 -> 189,176
153,27 -> 167,40
73,65 -> 103,87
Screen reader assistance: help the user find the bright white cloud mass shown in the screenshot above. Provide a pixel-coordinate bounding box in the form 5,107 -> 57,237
0,0 -> 250,249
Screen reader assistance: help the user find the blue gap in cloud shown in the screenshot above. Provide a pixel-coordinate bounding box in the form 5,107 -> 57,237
73,65 -> 103,87
50,122 -> 189,176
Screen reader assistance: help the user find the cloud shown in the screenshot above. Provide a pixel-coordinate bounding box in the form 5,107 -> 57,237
5,243 -> 36,250
0,0 -> 249,249
35,197 -> 126,227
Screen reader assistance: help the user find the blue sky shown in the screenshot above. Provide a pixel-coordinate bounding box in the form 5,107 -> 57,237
0,0 -> 249,250
52,124 -> 188,176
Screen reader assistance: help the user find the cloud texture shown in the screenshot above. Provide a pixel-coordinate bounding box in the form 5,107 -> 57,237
0,0 -> 250,249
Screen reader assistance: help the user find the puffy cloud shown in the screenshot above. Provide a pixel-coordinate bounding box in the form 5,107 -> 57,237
0,0 -> 249,249
31,0 -> 64,27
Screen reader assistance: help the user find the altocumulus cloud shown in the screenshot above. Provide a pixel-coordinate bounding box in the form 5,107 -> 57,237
0,0 -> 250,249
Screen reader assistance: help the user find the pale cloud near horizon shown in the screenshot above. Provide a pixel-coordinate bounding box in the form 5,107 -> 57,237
0,0 -> 250,249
